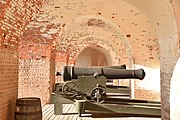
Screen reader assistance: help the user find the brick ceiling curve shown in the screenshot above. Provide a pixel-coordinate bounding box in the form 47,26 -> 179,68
57,15 -> 134,65
3,0 -> 176,67
65,35 -> 123,66
19,0 -> 161,67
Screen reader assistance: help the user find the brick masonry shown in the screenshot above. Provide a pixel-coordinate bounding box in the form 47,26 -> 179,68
18,58 -> 55,104
0,49 -> 18,120
0,0 -> 180,120
0,0 -> 44,119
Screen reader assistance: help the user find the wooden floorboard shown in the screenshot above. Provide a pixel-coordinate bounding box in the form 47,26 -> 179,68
42,104 -> 161,120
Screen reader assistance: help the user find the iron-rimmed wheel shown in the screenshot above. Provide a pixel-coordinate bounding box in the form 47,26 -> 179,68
90,87 -> 106,103
62,82 -> 78,97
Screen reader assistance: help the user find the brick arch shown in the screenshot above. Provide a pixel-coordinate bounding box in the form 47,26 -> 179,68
67,35 -> 121,66
123,0 -> 179,119
57,15 -> 134,67
75,46 -> 111,67
56,32 -> 131,66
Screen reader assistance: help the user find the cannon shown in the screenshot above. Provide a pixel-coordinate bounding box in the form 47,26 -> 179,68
52,65 -> 161,117
56,64 -> 126,78
52,65 -> 160,117
57,66 -> 145,81
52,65 -> 151,115
55,65 -> 145,102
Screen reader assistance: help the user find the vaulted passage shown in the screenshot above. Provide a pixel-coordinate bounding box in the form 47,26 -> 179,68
0,0 -> 180,120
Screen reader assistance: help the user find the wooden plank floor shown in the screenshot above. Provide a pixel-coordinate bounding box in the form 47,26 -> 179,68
42,104 -> 161,120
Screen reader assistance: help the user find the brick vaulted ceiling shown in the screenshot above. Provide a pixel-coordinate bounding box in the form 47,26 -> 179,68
19,0 -> 162,67
0,0 -> 45,48
0,0 -> 179,119
0,0 -> 177,66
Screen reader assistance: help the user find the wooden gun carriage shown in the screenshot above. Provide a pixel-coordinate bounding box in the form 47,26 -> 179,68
52,65 -> 161,117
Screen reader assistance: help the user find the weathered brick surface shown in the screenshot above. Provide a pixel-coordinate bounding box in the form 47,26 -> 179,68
0,0 -> 44,119
0,0 -> 180,120
135,89 -> 160,101
18,58 -> 55,104
18,0 -> 162,111
0,48 -> 18,120
133,65 -> 161,101
0,0 -> 44,50
18,23 -> 56,104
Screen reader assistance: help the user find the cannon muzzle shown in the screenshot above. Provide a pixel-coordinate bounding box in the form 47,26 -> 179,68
57,66 -> 145,81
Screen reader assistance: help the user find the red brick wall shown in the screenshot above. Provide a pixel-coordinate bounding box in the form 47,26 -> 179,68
0,0 -> 44,119
0,49 -> 18,120
18,59 -> 55,104
134,89 -> 160,101
18,41 -> 55,105
0,1 -> 180,120
133,66 -> 161,101
0,0 -> 44,50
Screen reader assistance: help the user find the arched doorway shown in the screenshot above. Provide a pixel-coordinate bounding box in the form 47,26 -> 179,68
75,47 -> 110,67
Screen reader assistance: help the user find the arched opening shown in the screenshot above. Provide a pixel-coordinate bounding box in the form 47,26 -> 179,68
1,0 -> 180,119
75,47 -> 110,67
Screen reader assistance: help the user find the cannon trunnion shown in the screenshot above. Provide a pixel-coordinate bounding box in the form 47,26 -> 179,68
52,65 -> 161,117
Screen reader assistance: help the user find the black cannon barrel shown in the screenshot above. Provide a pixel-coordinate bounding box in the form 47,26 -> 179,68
58,66 -> 145,81
56,65 -> 126,76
